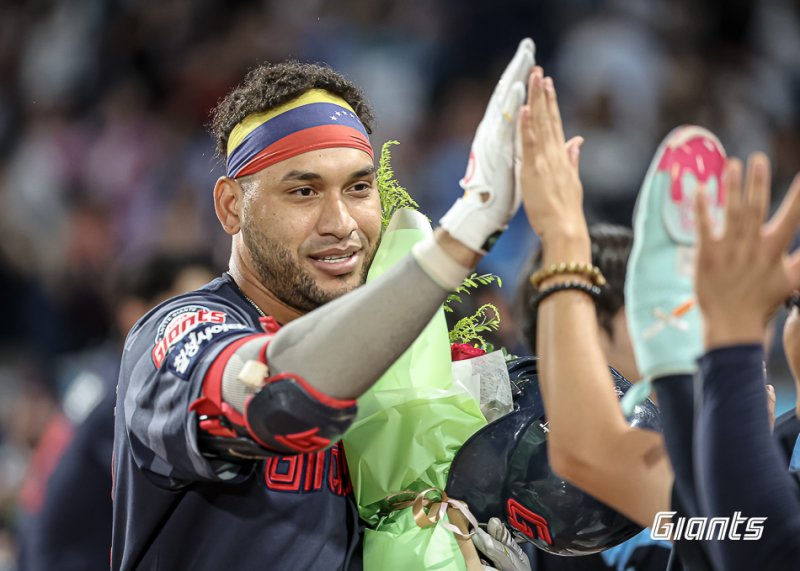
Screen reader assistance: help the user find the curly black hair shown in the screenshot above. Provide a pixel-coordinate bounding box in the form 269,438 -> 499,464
209,61 -> 375,160
516,223 -> 633,353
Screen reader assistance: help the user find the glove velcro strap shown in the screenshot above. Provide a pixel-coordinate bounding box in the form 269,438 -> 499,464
412,236 -> 472,291
482,230 -> 503,253
440,197 -> 508,254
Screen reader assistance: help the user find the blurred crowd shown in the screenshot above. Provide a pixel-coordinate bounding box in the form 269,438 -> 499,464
0,0 -> 798,567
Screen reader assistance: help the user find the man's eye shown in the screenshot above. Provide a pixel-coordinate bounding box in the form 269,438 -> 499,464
292,187 -> 316,197
350,183 -> 372,193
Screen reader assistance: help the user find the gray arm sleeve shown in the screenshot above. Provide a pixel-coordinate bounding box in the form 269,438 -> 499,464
266,249 -> 459,399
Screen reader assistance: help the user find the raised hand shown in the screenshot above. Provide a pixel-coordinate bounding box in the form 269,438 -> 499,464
517,66 -> 585,248
440,38 -> 535,254
695,154 -> 800,349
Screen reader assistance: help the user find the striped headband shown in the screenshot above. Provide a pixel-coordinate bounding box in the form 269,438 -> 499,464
226,89 -> 373,178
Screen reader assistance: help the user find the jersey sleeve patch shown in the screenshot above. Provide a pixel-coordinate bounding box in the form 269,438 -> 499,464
151,305 -> 250,379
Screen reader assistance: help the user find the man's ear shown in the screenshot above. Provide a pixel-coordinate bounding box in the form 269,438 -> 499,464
214,176 -> 243,235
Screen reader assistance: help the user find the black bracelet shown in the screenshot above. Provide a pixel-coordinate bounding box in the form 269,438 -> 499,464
532,280 -> 602,309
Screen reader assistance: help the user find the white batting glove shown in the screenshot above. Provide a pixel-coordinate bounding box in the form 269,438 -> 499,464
440,38 -> 535,254
473,517 -> 532,571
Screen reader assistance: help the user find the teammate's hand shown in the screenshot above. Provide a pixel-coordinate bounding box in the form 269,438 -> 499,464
695,155 -> 800,349
517,66 -> 586,248
440,38 -> 535,254
473,518 -> 531,571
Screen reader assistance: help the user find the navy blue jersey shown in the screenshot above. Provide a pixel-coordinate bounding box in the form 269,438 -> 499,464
696,345 -> 800,570
112,274 -> 362,570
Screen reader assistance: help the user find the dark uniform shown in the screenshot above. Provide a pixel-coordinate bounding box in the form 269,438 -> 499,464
112,274 -> 362,570
695,345 -> 800,570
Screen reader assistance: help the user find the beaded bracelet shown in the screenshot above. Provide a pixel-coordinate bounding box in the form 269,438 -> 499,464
531,280 -> 602,309
529,262 -> 607,289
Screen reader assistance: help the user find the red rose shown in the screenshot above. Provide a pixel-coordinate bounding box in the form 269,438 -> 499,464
451,343 -> 486,361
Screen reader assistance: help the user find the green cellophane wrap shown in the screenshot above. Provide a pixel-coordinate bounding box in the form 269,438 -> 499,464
364,508 -> 467,570
341,209 -> 487,570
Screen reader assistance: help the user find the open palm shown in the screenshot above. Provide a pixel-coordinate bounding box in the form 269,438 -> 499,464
695,153 -> 800,348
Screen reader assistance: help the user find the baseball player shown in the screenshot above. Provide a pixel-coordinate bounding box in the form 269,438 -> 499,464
112,42 -> 535,570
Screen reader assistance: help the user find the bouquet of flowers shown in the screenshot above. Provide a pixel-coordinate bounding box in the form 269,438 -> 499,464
342,142 -> 505,569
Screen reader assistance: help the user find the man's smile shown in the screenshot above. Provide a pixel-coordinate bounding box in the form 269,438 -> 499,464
308,246 -> 362,276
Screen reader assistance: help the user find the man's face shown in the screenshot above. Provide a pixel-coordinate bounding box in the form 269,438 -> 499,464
239,147 -> 382,312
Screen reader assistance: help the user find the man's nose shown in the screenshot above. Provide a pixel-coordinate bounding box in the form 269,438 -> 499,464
317,193 -> 358,240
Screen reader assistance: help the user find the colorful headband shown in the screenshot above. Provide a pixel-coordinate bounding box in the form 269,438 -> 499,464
226,89 -> 373,178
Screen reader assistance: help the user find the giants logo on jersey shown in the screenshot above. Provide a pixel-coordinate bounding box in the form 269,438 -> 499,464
152,306 -> 227,367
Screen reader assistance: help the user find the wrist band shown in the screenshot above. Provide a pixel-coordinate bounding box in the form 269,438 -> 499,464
530,262 -> 607,289
532,280 -> 602,309
412,236 -> 471,291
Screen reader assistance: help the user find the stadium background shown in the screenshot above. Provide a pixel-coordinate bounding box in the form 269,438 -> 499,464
0,0 -> 798,567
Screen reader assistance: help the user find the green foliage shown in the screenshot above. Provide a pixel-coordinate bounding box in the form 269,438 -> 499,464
374,141 -> 504,352
443,273 -> 503,313
376,140 -> 424,229
448,303 -> 501,351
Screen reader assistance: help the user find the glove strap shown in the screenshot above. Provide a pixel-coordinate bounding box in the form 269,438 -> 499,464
440,196 -> 507,255
412,236 -> 472,291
